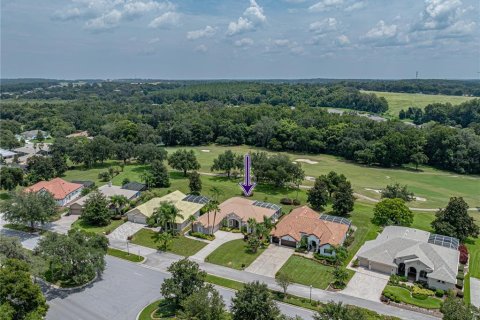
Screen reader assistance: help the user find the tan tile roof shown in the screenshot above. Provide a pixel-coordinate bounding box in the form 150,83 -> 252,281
196,197 -> 277,228
26,178 -> 83,200
271,206 -> 349,246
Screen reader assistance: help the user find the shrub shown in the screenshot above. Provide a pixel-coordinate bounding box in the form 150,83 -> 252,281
459,244 -> 469,264
280,198 -> 293,205
111,215 -> 122,220
458,265 -> 464,272
435,289 -> 444,297
412,293 -> 428,300
98,171 -> 111,182
352,258 -> 359,268
412,285 -> 434,297
389,274 -> 407,285
456,279 -> 464,289
292,199 -> 301,205
457,274 -> 464,280
457,291 -> 464,298
189,232 -> 215,241
343,234 -> 355,247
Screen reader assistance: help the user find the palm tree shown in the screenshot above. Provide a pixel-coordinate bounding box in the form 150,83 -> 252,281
188,215 -> 197,234
140,171 -> 154,189
164,202 -> 183,234
149,205 -> 170,231
247,217 -> 257,234
208,200 -> 220,235
110,195 -> 128,215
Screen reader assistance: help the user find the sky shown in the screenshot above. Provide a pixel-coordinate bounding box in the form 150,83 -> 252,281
1,0 -> 479,79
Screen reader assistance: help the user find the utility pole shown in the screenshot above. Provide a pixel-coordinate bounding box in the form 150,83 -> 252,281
415,71 -> 418,80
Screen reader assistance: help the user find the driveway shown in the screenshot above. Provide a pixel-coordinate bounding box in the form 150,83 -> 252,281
190,230 -> 244,262
42,214 -> 79,234
244,245 -> 294,278
471,277 -> 480,308
342,268 -> 389,301
107,221 -> 145,242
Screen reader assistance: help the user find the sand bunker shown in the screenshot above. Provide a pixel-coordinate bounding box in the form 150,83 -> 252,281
295,158 -> 318,164
365,188 -> 382,194
200,149 -> 211,153
414,196 -> 427,202
305,176 -> 316,181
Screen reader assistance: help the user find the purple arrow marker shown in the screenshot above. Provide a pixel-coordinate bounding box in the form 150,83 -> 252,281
239,153 -> 256,196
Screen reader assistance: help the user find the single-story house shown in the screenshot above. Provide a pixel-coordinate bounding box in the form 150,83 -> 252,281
127,191 -> 208,230
69,183 -> 139,215
20,130 -> 49,141
9,143 -> 51,164
0,149 -> 17,160
193,197 -> 281,234
122,181 -> 147,192
270,206 -> 350,256
357,226 -> 460,291
71,180 -> 95,188
26,178 -> 83,206
66,131 -> 90,139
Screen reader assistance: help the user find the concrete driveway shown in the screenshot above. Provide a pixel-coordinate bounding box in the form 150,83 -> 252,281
342,268 -> 389,301
190,230 -> 244,262
42,214 -> 79,234
107,221 -> 145,241
245,245 -> 294,278
471,277 -> 480,308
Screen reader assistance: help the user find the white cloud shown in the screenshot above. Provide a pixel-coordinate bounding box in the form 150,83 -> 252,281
149,11 -> 180,28
226,0 -> 266,36
187,25 -> 217,40
234,37 -> 254,47
345,1 -> 367,11
414,0 -> 463,31
52,7 -> 83,21
273,39 -> 291,47
85,9 -> 123,31
308,0 -> 343,12
336,34 -> 350,45
148,37 -> 160,44
194,44 -> 208,52
363,20 -> 410,46
123,1 -> 174,19
309,17 -> 338,33
267,38 -> 304,55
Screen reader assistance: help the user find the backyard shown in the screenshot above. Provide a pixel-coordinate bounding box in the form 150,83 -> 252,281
130,228 -> 207,257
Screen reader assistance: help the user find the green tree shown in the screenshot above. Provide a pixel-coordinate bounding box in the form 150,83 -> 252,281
35,130 -> 45,142
275,272 -> 292,296
26,156 -> 55,183
51,152 -> 68,176
110,195 -> 128,215
179,284 -> 227,320
148,202 -> 183,233
432,197 -> 479,242
210,150 -> 243,178
150,160 -> 170,188
332,267 -> 349,288
381,183 -> 414,202
188,215 -> 197,234
89,135 -> 113,164
313,301 -> 359,320
441,296 -> 479,320
161,259 -> 206,307
332,181 -> 355,215
291,163 -> 305,201
0,259 -> 48,320
114,142 -> 136,164
135,143 -> 168,164
372,198 -> 414,227
0,129 -> 21,149
168,149 -> 201,176
188,171 -> 202,195
81,190 -> 111,226
325,171 -> 348,198
0,236 -> 30,262
0,167 -> 23,190
1,190 -> 56,231
308,178 -> 329,210
410,152 -> 428,171
205,199 -> 220,235
155,232 -> 173,251
231,281 -> 280,320
35,230 -> 108,286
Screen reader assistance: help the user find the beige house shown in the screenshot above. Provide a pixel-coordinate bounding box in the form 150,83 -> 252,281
69,184 -> 139,215
357,226 -> 460,291
126,191 -> 208,231
193,197 -> 281,234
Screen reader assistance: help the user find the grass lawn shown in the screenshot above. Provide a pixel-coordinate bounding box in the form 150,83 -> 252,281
131,228 -> 207,256
107,248 -> 144,262
277,255 -> 353,289
138,299 -> 176,320
383,285 -> 442,309
71,218 -> 125,235
205,239 -> 265,270
362,91 -> 475,118
206,274 -> 245,291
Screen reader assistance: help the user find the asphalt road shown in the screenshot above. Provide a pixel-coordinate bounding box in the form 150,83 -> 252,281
45,256 -> 314,320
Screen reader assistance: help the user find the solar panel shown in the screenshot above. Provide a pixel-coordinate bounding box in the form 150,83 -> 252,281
428,233 -> 459,250
319,214 -> 351,227
183,195 -> 210,204
252,201 -> 281,211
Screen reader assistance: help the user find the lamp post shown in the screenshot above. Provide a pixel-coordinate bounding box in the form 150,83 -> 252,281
126,239 -> 130,255
310,285 -> 312,303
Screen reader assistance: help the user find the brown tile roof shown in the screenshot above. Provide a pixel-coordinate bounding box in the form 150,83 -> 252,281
196,197 -> 277,228
271,206 -> 349,246
26,178 -> 83,200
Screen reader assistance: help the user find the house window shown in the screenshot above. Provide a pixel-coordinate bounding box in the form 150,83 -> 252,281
419,271 -> 427,278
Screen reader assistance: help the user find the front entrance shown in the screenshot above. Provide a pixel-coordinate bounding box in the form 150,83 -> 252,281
408,267 -> 417,281
229,219 -> 240,229
397,263 -> 405,276
309,241 -> 317,252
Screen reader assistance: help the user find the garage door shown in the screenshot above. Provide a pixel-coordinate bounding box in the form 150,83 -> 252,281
272,237 -> 279,244
281,239 -> 297,248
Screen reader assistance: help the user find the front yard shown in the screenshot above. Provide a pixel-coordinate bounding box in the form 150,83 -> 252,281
383,285 -> 443,309
205,239 -> 266,270
276,255 -> 353,289
130,229 -> 207,257
71,218 -> 125,235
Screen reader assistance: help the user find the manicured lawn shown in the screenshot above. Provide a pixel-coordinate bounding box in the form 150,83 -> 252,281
131,229 -> 207,256
206,274 -> 245,291
107,248 -> 144,262
363,90 -> 475,118
138,299 -> 176,320
276,255 -> 353,289
71,218 -> 125,235
205,239 -> 265,270
383,285 -> 442,309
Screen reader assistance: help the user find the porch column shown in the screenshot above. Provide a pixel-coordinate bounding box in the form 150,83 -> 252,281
279,238 -> 282,246
416,271 -> 420,281
404,268 -> 408,278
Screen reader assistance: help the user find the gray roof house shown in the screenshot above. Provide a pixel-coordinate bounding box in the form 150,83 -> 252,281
357,226 -> 459,291
20,130 -> 49,140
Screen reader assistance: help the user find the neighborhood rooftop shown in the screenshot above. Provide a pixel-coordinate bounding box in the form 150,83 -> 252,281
71,184 -> 138,207
26,178 -> 83,200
